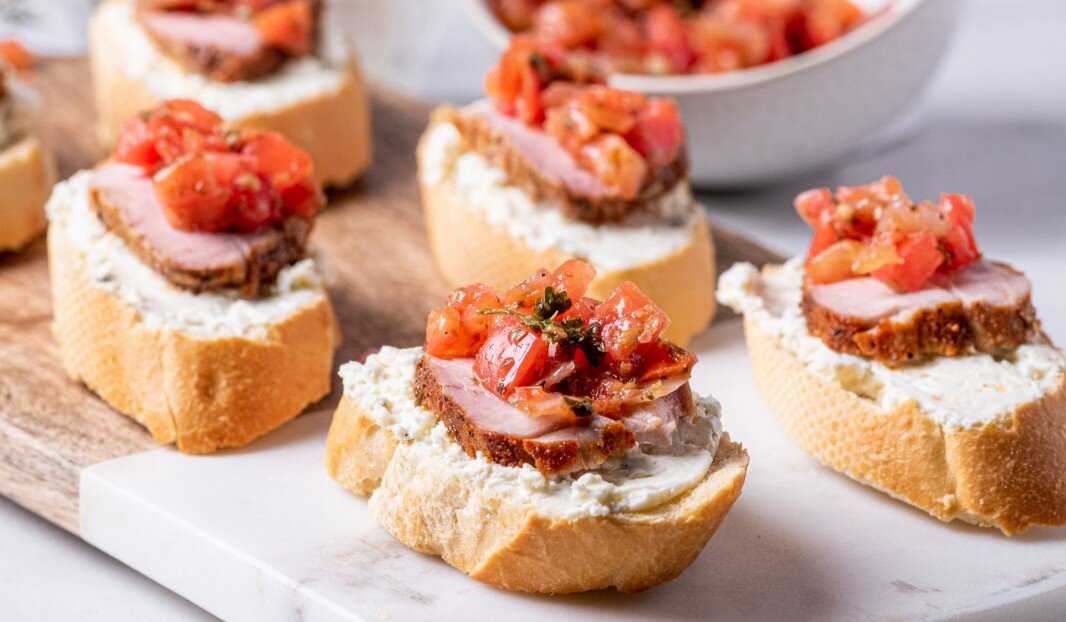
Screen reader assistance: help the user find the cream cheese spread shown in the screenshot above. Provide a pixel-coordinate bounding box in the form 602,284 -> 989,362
97,0 -> 349,121
46,171 -> 329,341
418,121 -> 702,272
718,258 -> 1066,429
339,346 -> 723,518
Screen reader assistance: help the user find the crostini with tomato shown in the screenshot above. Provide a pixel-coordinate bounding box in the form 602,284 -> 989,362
0,55 -> 56,252
417,36 -> 716,346
90,0 -> 371,187
719,176 -> 1066,535
47,99 -> 340,454
326,259 -> 748,593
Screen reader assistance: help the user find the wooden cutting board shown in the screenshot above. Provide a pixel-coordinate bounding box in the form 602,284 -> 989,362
0,58 -> 780,535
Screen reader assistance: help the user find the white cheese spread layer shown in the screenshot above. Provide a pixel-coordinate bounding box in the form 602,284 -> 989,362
46,171 -> 329,341
718,258 -> 1066,429
418,121 -> 702,272
340,346 -> 723,518
97,0 -> 349,120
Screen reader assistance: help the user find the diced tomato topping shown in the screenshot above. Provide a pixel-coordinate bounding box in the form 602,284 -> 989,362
487,37 -> 685,199
797,177 -> 981,292
474,317 -> 551,396
113,99 -> 322,234
424,260 -> 697,419
487,0 -> 864,76
593,281 -> 669,368
253,0 -> 314,55
425,283 -> 505,358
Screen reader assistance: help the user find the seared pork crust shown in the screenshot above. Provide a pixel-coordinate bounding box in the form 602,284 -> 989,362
439,107 -> 688,225
802,268 -> 1043,365
413,356 -> 636,475
90,185 -> 311,297
135,0 -> 322,83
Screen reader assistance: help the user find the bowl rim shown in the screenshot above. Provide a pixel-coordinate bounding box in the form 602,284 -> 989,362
458,0 -> 930,94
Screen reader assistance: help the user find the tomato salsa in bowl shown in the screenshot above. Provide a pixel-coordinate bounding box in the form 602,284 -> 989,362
461,0 -> 960,187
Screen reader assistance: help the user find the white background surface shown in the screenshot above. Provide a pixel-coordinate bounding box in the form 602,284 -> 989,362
1,0 -> 1064,619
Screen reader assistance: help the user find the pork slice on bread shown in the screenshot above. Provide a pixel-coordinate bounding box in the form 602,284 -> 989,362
90,162 -> 310,297
135,0 -> 323,83
443,103 -> 688,225
803,260 -> 1042,364
415,355 -> 636,475
721,176 -> 1066,534
47,99 -> 338,454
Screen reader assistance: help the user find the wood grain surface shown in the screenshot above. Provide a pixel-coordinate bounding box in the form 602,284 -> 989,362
0,58 -> 781,535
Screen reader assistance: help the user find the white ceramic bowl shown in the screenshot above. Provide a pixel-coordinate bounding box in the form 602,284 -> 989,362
459,0 -> 960,188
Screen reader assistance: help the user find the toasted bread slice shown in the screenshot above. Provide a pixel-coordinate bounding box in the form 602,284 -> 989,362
326,398 -> 748,595
47,172 -> 340,454
0,136 -> 55,252
417,115 -> 716,347
90,0 -> 371,188
325,350 -> 748,594
724,261 -> 1066,535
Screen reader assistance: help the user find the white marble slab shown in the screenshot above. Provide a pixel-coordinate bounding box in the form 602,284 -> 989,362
79,321 -> 1066,622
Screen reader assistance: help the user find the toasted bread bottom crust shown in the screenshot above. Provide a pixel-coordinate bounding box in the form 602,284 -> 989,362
91,3 -> 371,188
744,316 -> 1066,535
802,268 -> 1042,365
0,137 -> 55,252
418,128 -> 716,347
325,395 -> 748,593
48,220 -> 340,454
442,107 -> 688,225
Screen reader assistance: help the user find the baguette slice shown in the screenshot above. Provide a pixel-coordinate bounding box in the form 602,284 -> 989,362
326,392 -> 747,593
89,0 -> 371,188
731,263 -> 1066,535
48,177 -> 340,454
417,117 -> 716,347
0,136 -> 55,252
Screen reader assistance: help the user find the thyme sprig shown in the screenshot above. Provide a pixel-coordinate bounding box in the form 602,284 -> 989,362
478,286 -> 605,363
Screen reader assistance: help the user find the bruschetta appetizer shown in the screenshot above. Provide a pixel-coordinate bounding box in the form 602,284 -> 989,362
417,37 -> 716,346
47,99 -> 340,454
719,176 -> 1066,534
90,0 -> 370,187
0,61 -> 56,252
326,259 -> 747,593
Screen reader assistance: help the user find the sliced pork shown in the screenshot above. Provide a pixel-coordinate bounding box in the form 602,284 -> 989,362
441,103 -> 688,225
89,163 -> 310,297
803,260 -> 1042,364
414,355 -> 637,475
136,0 -> 322,83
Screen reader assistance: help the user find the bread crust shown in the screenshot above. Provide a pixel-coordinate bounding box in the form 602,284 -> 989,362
743,314 -> 1066,535
0,137 -> 56,252
417,123 -> 715,347
802,264 -> 1042,365
442,107 -> 688,225
90,0 -> 372,188
48,212 -> 340,454
325,395 -> 748,593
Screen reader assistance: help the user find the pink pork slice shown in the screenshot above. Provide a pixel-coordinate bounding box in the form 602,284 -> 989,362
141,11 -> 263,59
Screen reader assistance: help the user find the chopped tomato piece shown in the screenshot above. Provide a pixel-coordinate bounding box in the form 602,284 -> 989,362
154,154 -> 234,232
578,134 -> 647,200
873,233 -> 944,293
806,239 -> 862,285
0,40 -> 34,70
474,318 -> 551,396
254,0 -> 314,55
504,259 -> 596,309
625,98 -> 684,168
594,281 -> 669,367
511,386 -> 580,419
425,283 -> 504,358
241,131 -> 314,189
533,0 -> 603,48
638,341 -> 697,382
646,5 -> 696,73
